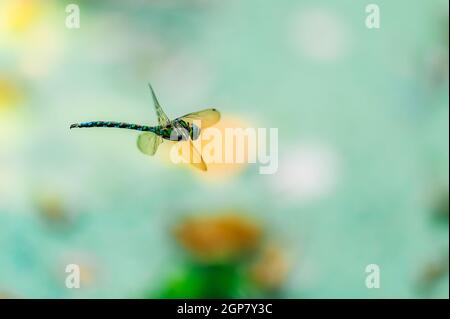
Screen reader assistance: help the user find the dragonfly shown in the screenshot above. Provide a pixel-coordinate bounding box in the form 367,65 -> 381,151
70,84 -> 220,171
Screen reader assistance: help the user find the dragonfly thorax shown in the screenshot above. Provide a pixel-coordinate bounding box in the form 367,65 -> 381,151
158,120 -> 200,141
190,123 -> 201,140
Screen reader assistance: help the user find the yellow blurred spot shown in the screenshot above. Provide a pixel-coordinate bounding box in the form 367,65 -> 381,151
249,244 -> 290,291
0,78 -> 24,150
2,0 -> 42,33
78,264 -> 96,287
0,78 -> 21,111
174,213 -> 262,262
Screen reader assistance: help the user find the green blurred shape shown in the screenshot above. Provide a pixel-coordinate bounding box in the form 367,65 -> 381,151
150,263 -> 247,299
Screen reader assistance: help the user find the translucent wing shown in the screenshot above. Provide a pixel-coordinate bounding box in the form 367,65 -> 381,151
172,121 -> 207,171
148,84 -> 171,127
137,132 -> 163,156
174,108 -> 220,129
188,140 -> 207,171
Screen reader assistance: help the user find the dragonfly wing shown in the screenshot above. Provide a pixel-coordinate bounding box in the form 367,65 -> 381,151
188,140 -> 207,171
174,108 -> 220,129
137,132 -> 163,156
172,121 -> 207,171
148,83 -> 171,127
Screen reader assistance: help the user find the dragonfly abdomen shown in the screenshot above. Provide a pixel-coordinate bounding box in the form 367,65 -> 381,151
70,121 -> 156,132
69,121 -> 191,141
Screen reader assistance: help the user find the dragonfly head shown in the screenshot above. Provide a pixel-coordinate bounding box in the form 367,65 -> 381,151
190,123 -> 201,140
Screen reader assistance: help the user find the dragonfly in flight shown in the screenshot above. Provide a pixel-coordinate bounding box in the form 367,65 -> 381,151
70,84 -> 220,171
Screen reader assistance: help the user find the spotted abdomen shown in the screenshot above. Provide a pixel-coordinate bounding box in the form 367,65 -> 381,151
70,121 -> 155,132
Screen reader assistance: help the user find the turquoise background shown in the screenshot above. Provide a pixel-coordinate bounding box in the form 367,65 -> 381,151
0,0 -> 448,298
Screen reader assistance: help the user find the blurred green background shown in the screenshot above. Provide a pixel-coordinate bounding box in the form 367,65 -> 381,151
0,0 -> 448,298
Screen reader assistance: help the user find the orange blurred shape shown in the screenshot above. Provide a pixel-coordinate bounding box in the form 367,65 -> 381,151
35,192 -> 68,224
249,244 -> 290,291
0,291 -> 18,299
417,254 -> 449,289
59,254 -> 98,288
158,115 -> 252,179
198,115 -> 252,179
174,212 -> 262,262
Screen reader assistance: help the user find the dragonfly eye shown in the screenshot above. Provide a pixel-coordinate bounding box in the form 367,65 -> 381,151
190,124 -> 201,140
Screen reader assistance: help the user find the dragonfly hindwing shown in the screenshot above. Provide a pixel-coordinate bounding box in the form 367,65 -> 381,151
137,132 -> 163,156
